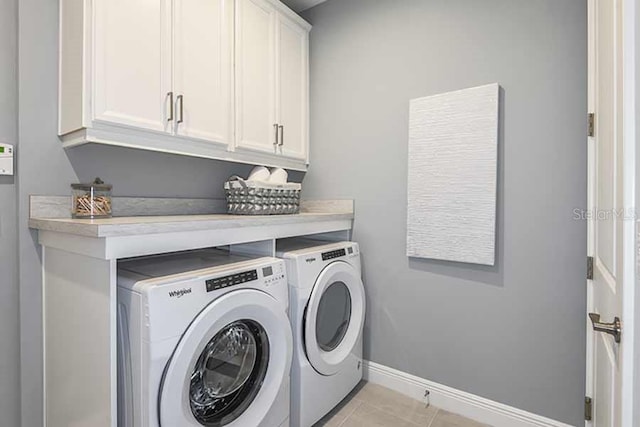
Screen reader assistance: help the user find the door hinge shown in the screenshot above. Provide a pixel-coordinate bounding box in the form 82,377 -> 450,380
587,256 -> 594,280
588,113 -> 595,137
585,396 -> 593,421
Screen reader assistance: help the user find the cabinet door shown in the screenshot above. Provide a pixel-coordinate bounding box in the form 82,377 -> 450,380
92,0 -> 172,133
173,0 -> 233,146
276,14 -> 308,161
235,0 -> 277,154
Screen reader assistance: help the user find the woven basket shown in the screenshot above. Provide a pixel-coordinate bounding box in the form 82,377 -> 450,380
224,177 -> 301,215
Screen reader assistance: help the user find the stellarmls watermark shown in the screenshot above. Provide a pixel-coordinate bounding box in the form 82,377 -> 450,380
573,208 -> 638,221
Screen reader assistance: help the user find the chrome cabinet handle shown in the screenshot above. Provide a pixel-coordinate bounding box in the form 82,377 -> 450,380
167,92 -> 174,122
589,313 -> 622,343
176,95 -> 184,124
278,125 -> 284,146
273,124 -> 279,146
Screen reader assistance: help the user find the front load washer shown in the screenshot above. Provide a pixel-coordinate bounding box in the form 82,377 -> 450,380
276,239 -> 365,427
117,249 -> 292,427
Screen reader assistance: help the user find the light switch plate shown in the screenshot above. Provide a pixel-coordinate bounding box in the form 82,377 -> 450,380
0,143 -> 14,176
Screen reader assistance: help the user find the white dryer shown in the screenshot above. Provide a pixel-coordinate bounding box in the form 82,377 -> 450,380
277,239 -> 365,427
117,249 -> 293,427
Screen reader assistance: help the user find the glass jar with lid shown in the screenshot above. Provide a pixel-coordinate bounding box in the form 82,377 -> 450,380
71,177 -> 112,219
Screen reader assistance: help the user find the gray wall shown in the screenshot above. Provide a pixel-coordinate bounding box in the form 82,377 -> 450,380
17,1 -> 253,425
302,0 -> 587,425
0,0 -> 20,425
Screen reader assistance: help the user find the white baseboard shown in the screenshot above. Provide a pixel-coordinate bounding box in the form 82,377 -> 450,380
363,361 -> 573,427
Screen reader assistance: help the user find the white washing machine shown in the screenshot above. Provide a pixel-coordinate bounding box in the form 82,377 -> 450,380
117,249 -> 293,427
277,239 -> 365,427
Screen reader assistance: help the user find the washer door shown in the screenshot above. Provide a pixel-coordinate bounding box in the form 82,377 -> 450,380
159,289 -> 292,427
304,261 -> 365,376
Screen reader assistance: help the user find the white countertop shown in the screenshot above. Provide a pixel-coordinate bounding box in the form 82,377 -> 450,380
29,211 -> 354,238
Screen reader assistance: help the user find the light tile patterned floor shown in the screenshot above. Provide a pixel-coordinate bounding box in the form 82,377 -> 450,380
314,382 -> 492,427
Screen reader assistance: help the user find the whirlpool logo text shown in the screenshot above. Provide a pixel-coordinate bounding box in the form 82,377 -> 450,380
168,288 -> 192,298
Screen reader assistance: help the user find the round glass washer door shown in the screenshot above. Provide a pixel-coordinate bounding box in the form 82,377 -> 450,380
189,320 -> 268,425
304,261 -> 365,376
159,289 -> 293,427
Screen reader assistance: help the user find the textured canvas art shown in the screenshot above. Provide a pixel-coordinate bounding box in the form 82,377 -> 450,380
407,83 -> 499,266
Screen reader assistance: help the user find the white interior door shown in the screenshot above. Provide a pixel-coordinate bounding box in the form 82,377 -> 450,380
173,0 -> 233,146
235,0 -> 277,154
587,0 -> 626,425
92,0 -> 172,133
276,13 -> 308,161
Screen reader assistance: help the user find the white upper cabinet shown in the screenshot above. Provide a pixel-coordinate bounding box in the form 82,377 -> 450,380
59,0 -> 310,171
92,0 -> 172,133
235,0 -> 278,154
276,13 -> 309,161
173,0 -> 233,146
235,0 -> 310,161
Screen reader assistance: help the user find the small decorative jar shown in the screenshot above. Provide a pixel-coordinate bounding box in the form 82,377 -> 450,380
71,177 -> 113,219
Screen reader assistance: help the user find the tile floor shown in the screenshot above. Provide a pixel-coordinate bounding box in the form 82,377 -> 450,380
314,382 -> 491,427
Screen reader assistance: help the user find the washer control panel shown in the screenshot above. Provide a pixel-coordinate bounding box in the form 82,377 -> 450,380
322,248 -> 346,261
262,262 -> 286,286
205,269 -> 258,292
204,262 -> 286,292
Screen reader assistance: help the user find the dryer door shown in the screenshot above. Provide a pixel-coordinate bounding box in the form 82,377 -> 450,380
304,261 -> 365,376
159,289 -> 292,427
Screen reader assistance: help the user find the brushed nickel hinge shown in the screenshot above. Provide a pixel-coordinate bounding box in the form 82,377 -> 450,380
587,256 -> 594,280
585,396 -> 593,421
588,113 -> 595,137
